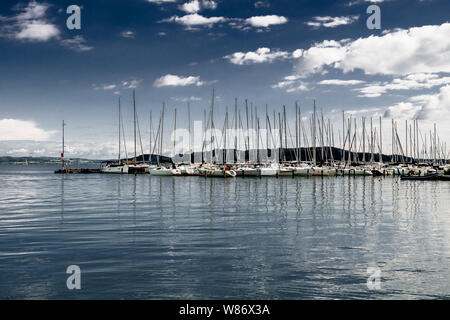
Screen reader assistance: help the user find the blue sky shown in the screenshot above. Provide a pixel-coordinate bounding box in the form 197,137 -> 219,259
1,0 -> 450,159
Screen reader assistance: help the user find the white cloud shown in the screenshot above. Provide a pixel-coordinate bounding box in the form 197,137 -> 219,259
286,83 -> 309,93
284,75 -> 301,81
224,47 -> 289,65
339,24 -> 450,75
294,23 -> 450,78
415,85 -> 450,120
60,35 -> 93,52
146,0 -> 177,4
93,84 -> 117,91
294,40 -> 347,77
381,85 -> 450,121
121,79 -> 142,89
347,0 -> 387,6
357,73 -> 450,98
245,15 -> 288,28
201,0 -> 217,10
16,1 -> 49,20
161,11 -> 286,30
172,96 -> 202,102
271,80 -> 295,89
254,1 -> 270,8
0,119 -> 55,141
344,107 -> 381,115
292,49 -> 303,58
306,15 -> 359,28
318,79 -> 365,86
92,79 -> 142,94
177,0 -> 217,13
15,21 -> 59,41
179,0 -> 201,13
0,2 -> 97,51
93,79 -> 141,92
271,75 -> 309,93
408,94 -> 435,104
0,1 -> 60,42
162,13 -> 226,28
383,102 -> 420,119
154,74 -> 204,87
120,30 -> 135,38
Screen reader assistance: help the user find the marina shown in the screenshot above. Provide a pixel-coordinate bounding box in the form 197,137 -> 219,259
55,90 -> 450,181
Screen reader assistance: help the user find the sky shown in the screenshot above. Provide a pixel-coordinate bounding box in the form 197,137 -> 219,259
0,0 -> 450,159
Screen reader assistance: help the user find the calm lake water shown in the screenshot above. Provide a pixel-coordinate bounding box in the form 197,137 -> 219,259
0,164 -> 449,299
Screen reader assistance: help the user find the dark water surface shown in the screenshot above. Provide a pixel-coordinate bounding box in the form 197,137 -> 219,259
0,164 -> 449,299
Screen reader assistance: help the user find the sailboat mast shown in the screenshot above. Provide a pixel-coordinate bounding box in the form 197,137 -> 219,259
298,104 -> 302,162
295,102 -> 299,163
283,105 -> 287,162
362,117 -> 366,163
321,109 -> 324,162
160,103 -> 165,163
62,120 -> 66,170
246,99 -> 249,163
256,107 -> 260,164
353,118 -> 357,163
211,89 -> 215,164
122,109 -> 128,161
279,113 -> 283,163
133,90 -> 137,163
224,106 -> 228,164
118,97 -> 121,163
173,108 -> 177,158
234,99 -> 238,164
347,117 -> 352,164
342,111 -> 345,164
405,120 -> 408,162
434,123 -> 437,163
379,116 -> 383,163
149,110 -> 152,162
188,102 -> 191,162
266,104 -> 269,164
391,119 -> 394,163
313,100 -> 316,166
370,117 -> 374,163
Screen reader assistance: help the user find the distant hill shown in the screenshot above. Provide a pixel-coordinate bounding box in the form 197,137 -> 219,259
0,156 -> 102,164
0,154 -> 173,165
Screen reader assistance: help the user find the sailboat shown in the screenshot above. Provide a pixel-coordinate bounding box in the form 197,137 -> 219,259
149,166 -> 175,176
199,89 -> 237,178
259,163 -> 279,176
126,91 -> 150,174
101,97 -> 129,174
203,166 -> 237,177
148,103 -> 175,176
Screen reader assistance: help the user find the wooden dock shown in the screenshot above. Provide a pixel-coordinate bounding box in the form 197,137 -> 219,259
54,168 -> 102,174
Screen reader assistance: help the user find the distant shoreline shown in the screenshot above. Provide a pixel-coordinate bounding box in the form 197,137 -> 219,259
0,156 -> 102,165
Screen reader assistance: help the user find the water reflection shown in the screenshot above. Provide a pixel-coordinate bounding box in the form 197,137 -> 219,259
0,165 -> 449,299
60,174 -> 65,224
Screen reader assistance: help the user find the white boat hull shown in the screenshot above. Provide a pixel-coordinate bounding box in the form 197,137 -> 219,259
278,168 -> 294,177
101,165 -> 129,174
294,167 -> 312,176
204,169 -> 237,178
343,168 -> 374,176
242,169 -> 259,177
259,168 -> 277,176
150,168 -> 173,176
